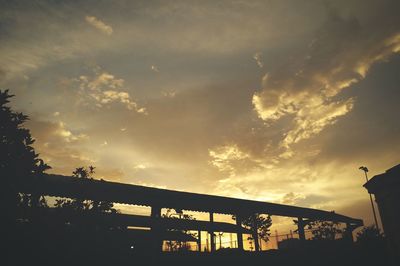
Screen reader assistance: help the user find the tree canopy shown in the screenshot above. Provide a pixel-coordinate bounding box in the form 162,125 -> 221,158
55,166 -> 117,214
356,225 -> 384,243
307,220 -> 344,240
233,213 -> 272,245
0,89 -> 50,210
162,208 -> 196,251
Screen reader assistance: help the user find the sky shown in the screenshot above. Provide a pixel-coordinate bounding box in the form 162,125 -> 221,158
1,0 -> 399,232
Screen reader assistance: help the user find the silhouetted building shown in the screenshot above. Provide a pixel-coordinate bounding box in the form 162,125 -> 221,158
364,164 -> 400,257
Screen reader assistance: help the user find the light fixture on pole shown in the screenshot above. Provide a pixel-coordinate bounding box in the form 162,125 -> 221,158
359,166 -> 380,231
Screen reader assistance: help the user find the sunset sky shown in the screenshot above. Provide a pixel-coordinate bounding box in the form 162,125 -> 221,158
1,0 -> 399,230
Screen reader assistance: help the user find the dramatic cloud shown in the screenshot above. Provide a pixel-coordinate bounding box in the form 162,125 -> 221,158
2,0 -> 400,231
85,15 -> 113,35
76,70 -> 146,113
252,13 -> 400,157
209,144 -> 251,176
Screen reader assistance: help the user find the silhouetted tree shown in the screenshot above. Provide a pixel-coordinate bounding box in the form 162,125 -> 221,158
308,220 -> 344,240
355,225 -> 386,255
162,209 -> 196,251
356,225 -> 384,243
0,89 -> 50,217
55,166 -> 117,214
233,213 -> 272,248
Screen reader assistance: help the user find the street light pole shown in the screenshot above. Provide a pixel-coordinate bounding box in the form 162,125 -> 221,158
359,166 -> 380,231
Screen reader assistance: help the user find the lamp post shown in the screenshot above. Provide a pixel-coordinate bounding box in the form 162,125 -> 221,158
359,166 -> 380,231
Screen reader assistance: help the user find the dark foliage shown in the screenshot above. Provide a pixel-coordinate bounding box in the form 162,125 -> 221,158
307,220 -> 344,240
162,208 -> 196,251
0,89 -> 50,213
233,213 -> 272,244
356,225 -> 386,251
356,225 -> 383,242
55,166 -> 118,214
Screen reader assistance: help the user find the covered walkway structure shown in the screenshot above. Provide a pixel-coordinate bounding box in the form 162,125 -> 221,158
19,174 -> 363,252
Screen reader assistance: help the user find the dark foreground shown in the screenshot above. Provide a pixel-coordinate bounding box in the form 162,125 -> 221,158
3,221 -> 395,266
4,241 -> 394,266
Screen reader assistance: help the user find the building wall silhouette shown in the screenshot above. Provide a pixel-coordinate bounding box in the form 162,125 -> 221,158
364,164 -> 400,258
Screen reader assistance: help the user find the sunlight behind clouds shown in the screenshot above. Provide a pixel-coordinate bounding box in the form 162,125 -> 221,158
252,13 -> 400,155
1,0 -> 399,228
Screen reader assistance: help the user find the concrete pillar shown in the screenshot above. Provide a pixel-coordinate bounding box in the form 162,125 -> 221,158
345,223 -> 355,243
198,230 -> 202,252
297,217 -> 306,241
151,206 -> 162,252
209,212 -> 216,252
253,214 -> 260,252
151,206 -> 161,218
236,215 -> 244,251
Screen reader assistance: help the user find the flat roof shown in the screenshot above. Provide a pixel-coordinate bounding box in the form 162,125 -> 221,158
21,174 -> 362,226
364,164 -> 400,194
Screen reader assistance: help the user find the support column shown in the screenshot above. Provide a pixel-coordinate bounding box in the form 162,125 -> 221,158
345,223 -> 355,243
297,217 -> 306,241
198,230 -> 202,252
252,214 -> 260,252
151,206 -> 162,252
151,206 -> 161,218
236,215 -> 244,251
209,212 -> 215,252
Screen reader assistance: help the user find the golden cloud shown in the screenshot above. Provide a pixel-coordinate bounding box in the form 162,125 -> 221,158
76,69 -> 147,113
85,15 -> 113,35
252,15 -> 400,157
209,144 -> 250,176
